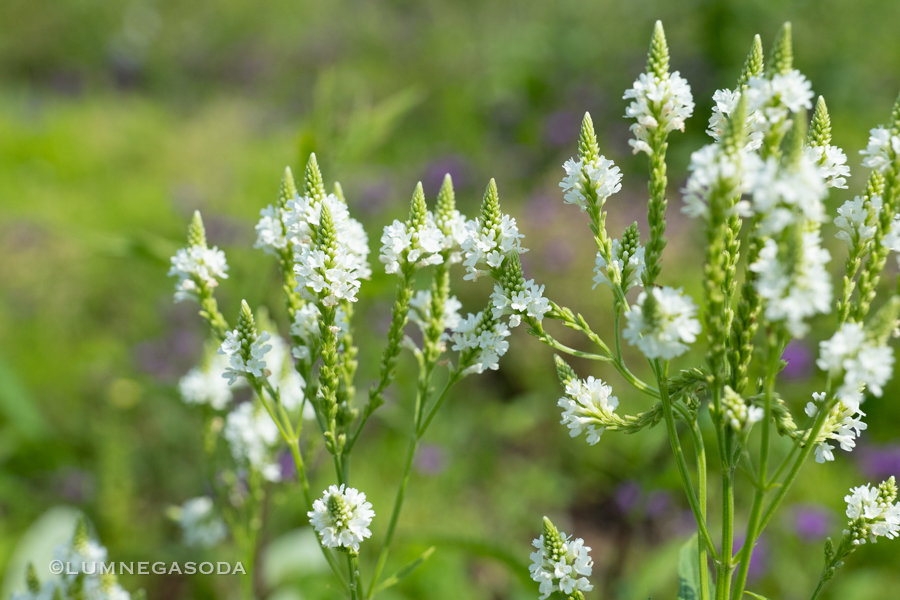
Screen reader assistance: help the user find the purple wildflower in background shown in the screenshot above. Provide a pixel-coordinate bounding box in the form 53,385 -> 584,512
792,504 -> 831,542
415,444 -> 447,475
544,110 -> 581,147
780,340 -> 813,379
614,480 -> 642,514
734,533 -> 768,581
279,450 -> 297,481
422,155 -> 470,196
856,444 -> 900,480
645,490 -> 672,518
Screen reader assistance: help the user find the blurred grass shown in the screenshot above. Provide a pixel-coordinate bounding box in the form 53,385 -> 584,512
2,1 -> 900,598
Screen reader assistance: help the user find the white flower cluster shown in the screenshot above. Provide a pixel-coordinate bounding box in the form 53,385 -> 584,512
254,203 -> 290,255
860,126 -> 900,173
805,392 -> 868,463
179,352 -> 239,410
624,71 -> 694,155
408,289 -> 463,334
558,376 -> 619,445
706,88 -> 765,151
379,216 -> 445,275
223,401 -> 282,482
708,70 -> 814,151
290,193 -> 370,306
681,143 -> 751,219
21,523 -> 133,600
817,323 -> 895,407
490,280 -> 551,328
529,527 -> 593,599
559,156 -> 623,210
593,238 -> 646,291
623,287 -> 701,360
722,386 -> 764,432
450,312 -> 511,375
435,208 -> 469,264
308,484 -> 375,552
835,196 -> 878,249
744,152 -> 828,236
460,214 -> 525,281
264,335 -> 313,419
806,144 -> 850,189
843,479 -> 900,544
174,496 -> 228,548
219,329 -> 272,385
750,230 -> 832,337
289,303 -> 349,361
168,245 -> 229,302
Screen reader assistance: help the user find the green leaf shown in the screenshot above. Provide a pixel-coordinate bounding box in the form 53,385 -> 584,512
677,534 -> 710,600
744,593 -> 771,600
372,546 -> 436,595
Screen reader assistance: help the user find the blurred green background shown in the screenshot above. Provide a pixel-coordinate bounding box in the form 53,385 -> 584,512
2,0 -> 900,598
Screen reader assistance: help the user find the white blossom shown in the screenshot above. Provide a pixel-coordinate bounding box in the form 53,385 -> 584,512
174,497 -> 228,548
812,399 -> 868,464
750,231 -> 832,337
379,215 -> 445,275
743,152 -> 828,236
435,209 -> 469,264
860,126 -> 900,173
843,480 -> 900,544
722,386 -> 764,432
681,143 -> 750,219
623,287 -> 701,360
835,197 -> 876,249
460,214 -> 526,281
806,144 -> 850,189
558,376 -> 618,445
450,312 -> 511,374
490,279 -> 551,328
624,71 -> 694,155
706,89 -> 765,151
289,303 -> 349,361
529,528 -> 593,599
264,335 -> 313,419
817,322 -> 895,407
254,204 -> 290,255
743,71 -> 814,136
168,245 -> 229,302
408,289 -> 462,334
593,238 -> 645,291
223,401 -> 282,482
559,156 -> 623,210
179,353 -> 241,410
289,192 -> 370,305
308,484 -> 375,552
219,330 -> 272,385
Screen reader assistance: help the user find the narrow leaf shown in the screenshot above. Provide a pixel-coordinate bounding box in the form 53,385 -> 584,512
372,546 -> 436,595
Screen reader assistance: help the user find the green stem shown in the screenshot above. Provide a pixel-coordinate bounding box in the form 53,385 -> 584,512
348,554 -> 361,600
731,336 -> 781,600
656,360 -> 720,562
687,413 -> 710,600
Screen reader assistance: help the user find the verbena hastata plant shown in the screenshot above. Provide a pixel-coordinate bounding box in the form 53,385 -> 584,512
166,155 -> 517,599
461,22 -> 900,600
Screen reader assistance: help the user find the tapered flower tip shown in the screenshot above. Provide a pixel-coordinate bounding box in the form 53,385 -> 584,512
333,181 -> 346,204
304,152 -> 327,201
737,34 -> 764,88
480,178 -> 502,226
769,22 -> 793,76
808,96 -> 832,147
188,210 -> 207,248
891,90 -> 900,134
578,112 -> 600,162
648,20 -> 670,78
279,166 -> 298,207
784,107 -> 807,166
437,173 -> 455,213
409,181 -> 428,228
73,515 -> 90,548
554,355 -> 576,386
26,563 -> 41,593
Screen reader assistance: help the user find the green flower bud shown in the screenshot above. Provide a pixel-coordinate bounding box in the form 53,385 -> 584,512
737,34 -> 764,88
188,210 -> 207,248
769,22 -> 793,76
578,113 -> 600,163
555,355 -> 577,387
279,166 -> 298,209
808,96 -> 832,148
304,152 -> 327,202
408,182 -> 428,230
647,21 -> 670,79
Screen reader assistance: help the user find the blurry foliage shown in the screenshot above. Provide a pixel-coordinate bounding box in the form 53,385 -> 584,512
1,0 -> 900,598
